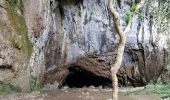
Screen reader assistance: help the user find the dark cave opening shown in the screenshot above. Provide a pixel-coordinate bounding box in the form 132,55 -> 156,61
61,67 -> 112,88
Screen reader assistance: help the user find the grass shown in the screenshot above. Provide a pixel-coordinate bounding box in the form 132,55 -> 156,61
146,84 -> 170,94
0,76 -> 43,95
0,82 -> 22,95
145,84 -> 170,99
28,75 -> 43,92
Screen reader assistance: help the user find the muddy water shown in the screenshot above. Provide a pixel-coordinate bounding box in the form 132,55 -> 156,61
0,88 -> 161,100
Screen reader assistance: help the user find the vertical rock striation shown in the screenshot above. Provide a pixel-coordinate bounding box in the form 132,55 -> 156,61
0,0 -> 169,89
25,0 -> 167,87
0,0 -> 32,89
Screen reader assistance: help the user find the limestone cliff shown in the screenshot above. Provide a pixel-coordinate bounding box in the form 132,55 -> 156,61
0,0 -> 32,89
0,0 -> 169,89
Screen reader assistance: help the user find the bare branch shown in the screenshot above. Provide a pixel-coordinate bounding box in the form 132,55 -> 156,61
108,0 -> 118,18
108,0 -> 123,36
123,19 -> 132,34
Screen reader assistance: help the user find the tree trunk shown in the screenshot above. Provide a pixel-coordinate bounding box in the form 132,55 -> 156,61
108,0 -> 145,99
110,36 -> 126,100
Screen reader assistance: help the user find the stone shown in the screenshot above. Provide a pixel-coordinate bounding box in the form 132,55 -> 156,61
0,0 -> 169,89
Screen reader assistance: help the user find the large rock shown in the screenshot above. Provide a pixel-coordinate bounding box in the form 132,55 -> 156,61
0,0 -> 168,89
0,0 -> 32,89
25,0 -> 168,87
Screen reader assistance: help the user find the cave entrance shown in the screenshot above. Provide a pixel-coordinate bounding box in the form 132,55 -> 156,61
61,67 -> 112,88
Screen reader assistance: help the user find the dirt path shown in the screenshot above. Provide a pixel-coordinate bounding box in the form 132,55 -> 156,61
0,88 -> 161,100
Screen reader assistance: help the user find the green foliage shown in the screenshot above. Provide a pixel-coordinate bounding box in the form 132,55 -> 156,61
124,4 -> 137,24
29,75 -> 42,92
145,84 -> 170,99
146,84 -> 170,99
0,82 -> 22,95
5,0 -> 33,57
130,4 -> 137,12
8,83 -> 22,92
167,40 -> 170,49
165,40 -> 170,71
5,0 -> 24,14
147,0 -> 170,34
125,12 -> 132,24
146,84 -> 170,94
0,76 -> 43,95
166,57 -> 170,70
161,0 -> 168,3
166,40 -> 170,70
6,0 -> 17,8
166,12 -> 170,19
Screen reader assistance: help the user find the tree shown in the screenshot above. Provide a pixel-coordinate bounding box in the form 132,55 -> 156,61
108,0 -> 145,100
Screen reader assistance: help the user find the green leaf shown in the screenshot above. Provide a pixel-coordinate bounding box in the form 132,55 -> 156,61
125,11 -> 132,24
130,4 -> 137,12
166,13 -> 170,19
8,83 -> 22,92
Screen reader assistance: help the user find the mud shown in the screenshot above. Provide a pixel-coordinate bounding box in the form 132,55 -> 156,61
0,88 -> 161,100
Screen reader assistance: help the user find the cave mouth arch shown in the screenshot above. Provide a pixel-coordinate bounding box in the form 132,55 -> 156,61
61,66 -> 112,88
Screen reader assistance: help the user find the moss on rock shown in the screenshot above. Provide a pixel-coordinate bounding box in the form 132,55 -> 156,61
0,0 -> 32,90
4,0 -> 32,57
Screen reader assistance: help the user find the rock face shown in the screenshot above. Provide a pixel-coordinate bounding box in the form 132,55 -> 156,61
0,0 -> 169,89
0,0 -> 32,89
